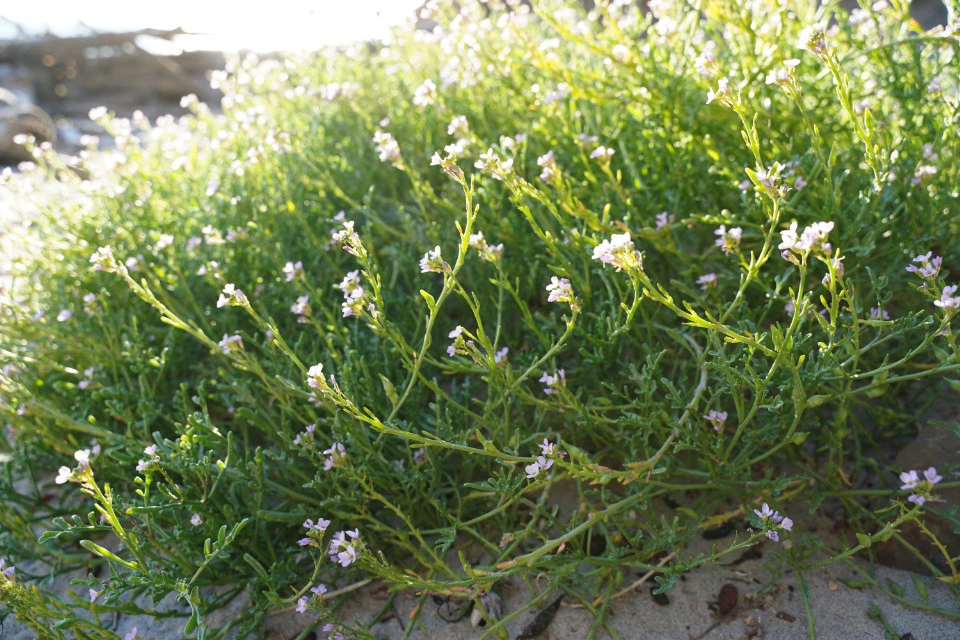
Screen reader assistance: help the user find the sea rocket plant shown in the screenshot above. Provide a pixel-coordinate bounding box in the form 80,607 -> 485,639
5,3 -> 959,636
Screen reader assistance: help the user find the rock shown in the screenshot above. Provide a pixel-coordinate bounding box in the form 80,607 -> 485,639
875,395 -> 960,574
0,87 -> 57,163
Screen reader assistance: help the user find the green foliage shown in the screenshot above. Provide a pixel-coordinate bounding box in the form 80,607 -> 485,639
2,0 -> 960,636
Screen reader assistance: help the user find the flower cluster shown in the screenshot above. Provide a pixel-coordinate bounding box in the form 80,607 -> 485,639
323,443 -> 347,471
337,270 -> 368,318
89,246 -> 119,273
797,22 -> 828,55
781,160 -> 808,191
419,246 -> 448,274
473,148 -> 513,181
704,410 -> 727,431
77,367 -> 96,390
82,293 -> 98,316
753,503 -> 793,542
56,447 -> 96,484
331,220 -> 366,258
218,334 -> 243,354
656,212 -> 675,230
431,149 -> 465,180
764,59 -> 800,90
539,369 -> 565,395
328,529 -> 361,567
135,444 -> 158,473
306,363 -> 327,391
283,260 -> 304,282
525,438 -> 562,479
821,255 -> 844,287
546,276 -> 575,305
296,584 -> 328,614
714,224 -> 742,255
899,467 -> 942,505
706,77 -> 734,108
697,273 -> 717,291
592,232 -> 643,274
217,284 -> 248,309
448,115 -> 469,137
298,517 -> 331,547
468,231 -> 503,262
589,145 -> 615,163
778,221 -> 834,262
446,325 -> 475,357
293,423 -> 316,447
290,295 -> 311,323
905,251 -> 942,280
694,47 -> 718,78
537,150 -> 559,184
935,286 -> 960,312
373,130 -> 402,168
412,78 -> 436,107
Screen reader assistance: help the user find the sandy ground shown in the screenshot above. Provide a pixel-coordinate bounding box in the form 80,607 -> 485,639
3,516 -> 959,640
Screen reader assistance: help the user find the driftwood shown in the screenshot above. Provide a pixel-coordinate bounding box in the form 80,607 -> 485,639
0,26 -> 223,125
0,26 -> 227,163
0,27 -> 188,62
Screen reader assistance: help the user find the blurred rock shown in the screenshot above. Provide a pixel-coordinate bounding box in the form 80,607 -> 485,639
0,87 -> 56,163
875,395 -> 960,575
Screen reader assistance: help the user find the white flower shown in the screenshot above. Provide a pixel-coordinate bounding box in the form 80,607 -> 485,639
935,285 -> 960,310
655,212 -> 675,229
447,115 -> 469,137
217,284 -> 248,308
714,225 -> 742,255
589,146 -> 615,161
55,466 -> 72,484
218,334 -> 243,354
611,43 -> 630,62
546,276 -> 574,304
592,232 -> 642,272
282,261 -> 304,282
307,364 -> 326,390
90,246 -> 118,273
419,246 -> 446,273
797,22 -> 828,54
706,77 -> 733,107
373,131 -> 402,167
697,273 -> 717,290
412,78 -> 437,107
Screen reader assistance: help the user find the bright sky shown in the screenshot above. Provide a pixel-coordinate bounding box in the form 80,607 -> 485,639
0,0 -> 424,51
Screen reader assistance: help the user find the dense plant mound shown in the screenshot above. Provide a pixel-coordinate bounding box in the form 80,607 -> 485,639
2,1 -> 959,637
